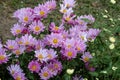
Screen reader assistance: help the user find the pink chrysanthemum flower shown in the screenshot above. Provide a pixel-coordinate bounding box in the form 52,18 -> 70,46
60,7 -> 73,15
76,16 -> 87,26
28,60 -> 40,73
69,26 -> 78,38
7,64 -> 23,75
75,40 -> 86,52
29,21 -> 45,35
21,34 -> 37,46
63,0 -> 76,8
35,40 -> 45,50
61,30 -> 69,39
49,22 -> 64,33
44,0 -> 56,11
62,48 -> 77,59
46,33 -> 63,48
60,4 -> 67,14
52,60 -> 62,72
39,67 -> 52,80
63,12 -> 76,24
5,40 -> 19,50
81,52 -> 93,63
11,23 -> 24,36
79,15 -> 95,23
12,46 -> 25,56
34,4 -> 49,19
87,28 -> 101,41
7,64 -> 27,80
15,37 -> 24,45
77,31 -> 88,42
46,63 -> 58,76
0,48 -> 9,64
13,7 -> 34,24
59,4 -> 74,14
13,72 -> 26,80
46,49 -> 57,60
63,38 -> 76,49
35,48 -> 49,62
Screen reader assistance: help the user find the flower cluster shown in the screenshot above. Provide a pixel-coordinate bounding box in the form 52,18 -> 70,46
7,64 -> 27,80
0,0 -> 101,80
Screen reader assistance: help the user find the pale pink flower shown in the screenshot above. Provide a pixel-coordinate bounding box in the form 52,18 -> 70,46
39,67 -> 52,80
5,40 -> 19,50
12,46 -> 25,56
46,49 -> 57,60
61,48 -> 77,59
81,52 -> 93,63
63,38 -> 76,49
11,23 -> 24,36
35,40 -> 45,50
63,0 -> 76,8
20,34 -> 37,46
35,48 -> 49,62
87,28 -> 101,41
29,21 -> 45,35
46,33 -> 63,48
34,4 -> 49,19
44,0 -> 56,10
28,60 -> 40,73
0,48 -> 9,64
49,22 -> 64,33
75,40 -> 87,52
13,7 -> 34,24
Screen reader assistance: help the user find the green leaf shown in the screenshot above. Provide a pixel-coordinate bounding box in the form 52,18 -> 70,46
89,72 -> 99,77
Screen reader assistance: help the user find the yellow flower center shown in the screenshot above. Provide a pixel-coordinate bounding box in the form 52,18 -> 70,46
84,57 -> 89,62
63,9 -> 67,13
66,4 -> 70,7
77,47 -> 81,51
16,29 -> 21,34
43,72 -> 49,77
35,26 -> 40,32
54,26 -> 59,31
11,70 -> 15,74
40,11 -> 45,16
67,45 -> 71,48
79,21 -> 83,25
15,50 -> 21,55
65,17 -> 70,21
32,65 -> 37,71
9,45 -> 14,49
67,51 -> 73,57
36,45 -> 41,50
47,54 -> 52,59
18,41 -> 23,45
0,55 -> 5,61
53,38 -> 58,44
48,5 -> 52,9
38,54 -> 43,60
15,76 -> 21,80
80,36 -> 84,40
25,41 -> 29,45
24,16 -> 29,22
54,64 -> 59,69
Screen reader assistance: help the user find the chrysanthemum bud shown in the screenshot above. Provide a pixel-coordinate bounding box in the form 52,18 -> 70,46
110,0 -> 116,4
109,44 -> 115,49
109,37 -> 115,43
66,69 -> 74,75
112,66 -> 117,71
